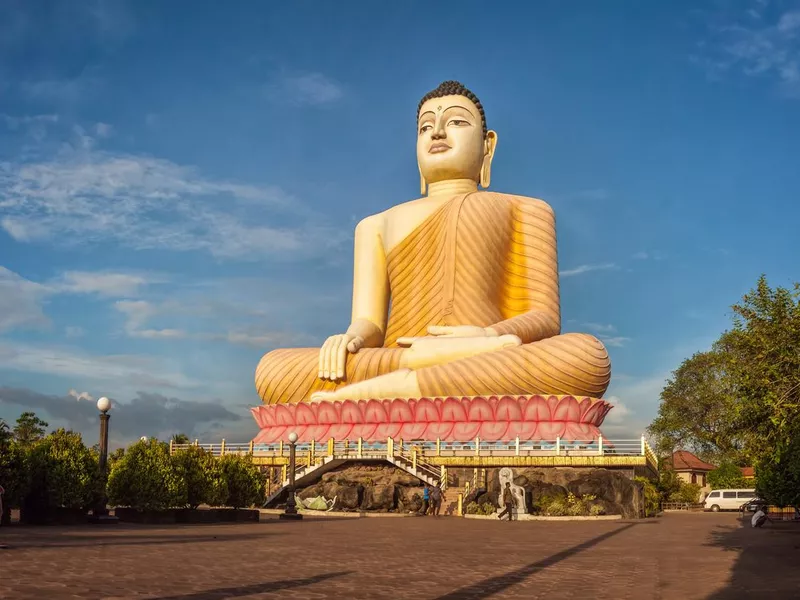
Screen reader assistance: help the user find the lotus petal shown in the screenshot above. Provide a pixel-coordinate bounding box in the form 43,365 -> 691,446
295,402 -> 316,425
389,399 -> 414,422
467,397 -> 492,422
363,399 -> 387,423
480,421 -> 508,441
414,398 -> 440,422
441,398 -> 467,422
259,426 -> 288,444
506,421 -> 538,441
303,424 -> 331,442
581,400 -> 605,425
374,423 -> 402,439
316,402 -> 339,424
340,400 -> 363,424
425,422 -> 453,440
536,421 -> 566,440
327,424 -> 354,439
523,395 -> 550,421
274,404 -> 295,426
452,422 -> 481,440
399,422 -> 427,439
553,396 -> 581,422
496,396 -> 523,421
350,423 -> 378,440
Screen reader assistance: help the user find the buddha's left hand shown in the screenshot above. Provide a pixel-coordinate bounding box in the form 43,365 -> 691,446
426,325 -> 498,337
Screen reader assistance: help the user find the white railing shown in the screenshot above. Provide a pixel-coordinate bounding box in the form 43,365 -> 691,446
171,435 -> 656,464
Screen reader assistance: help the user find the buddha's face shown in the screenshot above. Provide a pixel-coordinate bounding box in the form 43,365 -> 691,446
417,94 -> 491,185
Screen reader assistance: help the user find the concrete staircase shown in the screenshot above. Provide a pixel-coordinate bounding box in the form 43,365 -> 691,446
387,453 -> 439,487
443,486 -> 468,516
263,457 -> 346,507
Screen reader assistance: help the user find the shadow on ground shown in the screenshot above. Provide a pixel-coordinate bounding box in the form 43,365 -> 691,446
148,571 -> 353,600
0,530 -> 282,549
704,515 -> 800,598
435,521 -> 649,599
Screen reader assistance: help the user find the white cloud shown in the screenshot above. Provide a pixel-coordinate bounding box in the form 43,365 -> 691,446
0,266 -> 50,333
93,122 -> 113,138
0,147 -> 347,260
65,326 -> 85,338
600,336 -> 631,348
54,271 -> 155,297
264,72 -> 345,106
560,263 -> 619,278
632,251 -> 649,260
696,8 -> 800,97
68,388 -> 94,403
0,340 -> 197,390
583,322 -> 616,334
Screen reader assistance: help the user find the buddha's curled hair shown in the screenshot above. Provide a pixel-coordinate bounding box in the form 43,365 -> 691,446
417,80 -> 487,137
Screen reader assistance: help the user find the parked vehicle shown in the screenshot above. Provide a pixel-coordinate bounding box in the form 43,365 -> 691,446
704,489 -> 757,512
739,498 -> 768,513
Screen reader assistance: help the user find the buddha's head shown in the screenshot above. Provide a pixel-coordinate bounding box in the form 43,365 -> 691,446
416,80 -> 498,194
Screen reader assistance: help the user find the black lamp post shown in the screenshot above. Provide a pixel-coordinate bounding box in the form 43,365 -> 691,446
89,397 -> 118,524
280,431 -> 302,520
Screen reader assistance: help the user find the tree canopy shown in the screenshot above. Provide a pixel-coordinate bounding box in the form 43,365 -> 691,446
649,275 -> 800,506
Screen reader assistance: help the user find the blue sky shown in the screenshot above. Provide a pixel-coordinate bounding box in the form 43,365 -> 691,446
1,0 -> 799,446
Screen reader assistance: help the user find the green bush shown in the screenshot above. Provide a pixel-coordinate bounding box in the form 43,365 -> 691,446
24,429 -> 101,512
218,454 -> 266,509
708,462 -> 749,490
589,503 -> 606,516
171,445 -> 227,509
481,501 -> 496,515
671,482 -> 702,504
544,499 -> 568,516
0,436 -> 26,514
107,438 -> 187,511
635,476 -> 660,517
465,501 -> 482,514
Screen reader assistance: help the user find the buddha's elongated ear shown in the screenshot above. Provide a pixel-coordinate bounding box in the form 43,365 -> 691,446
418,164 -> 427,196
480,130 -> 498,189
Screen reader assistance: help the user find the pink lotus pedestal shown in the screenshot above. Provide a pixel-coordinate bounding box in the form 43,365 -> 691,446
250,395 -> 612,444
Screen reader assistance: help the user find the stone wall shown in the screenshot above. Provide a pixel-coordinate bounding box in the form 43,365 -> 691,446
474,467 -> 645,518
296,462 -> 424,513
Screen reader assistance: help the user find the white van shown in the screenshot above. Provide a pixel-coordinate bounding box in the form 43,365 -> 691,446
704,489 -> 757,512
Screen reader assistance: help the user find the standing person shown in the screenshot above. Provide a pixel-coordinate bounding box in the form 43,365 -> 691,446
420,483 -> 430,516
430,482 -> 443,517
497,482 -> 515,521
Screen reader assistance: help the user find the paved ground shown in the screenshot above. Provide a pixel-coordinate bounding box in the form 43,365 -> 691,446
1,512 -> 798,599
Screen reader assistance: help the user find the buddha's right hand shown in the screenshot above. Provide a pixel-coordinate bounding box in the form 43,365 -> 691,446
318,333 -> 364,382
397,334 -> 522,370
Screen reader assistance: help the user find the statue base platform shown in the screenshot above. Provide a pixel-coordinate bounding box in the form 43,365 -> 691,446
250,395 -> 612,444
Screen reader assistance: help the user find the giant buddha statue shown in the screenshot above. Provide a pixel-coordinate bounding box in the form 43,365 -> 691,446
251,81 -> 613,444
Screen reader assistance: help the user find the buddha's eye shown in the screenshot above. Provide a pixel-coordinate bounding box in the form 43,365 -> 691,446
419,124 -> 433,134
448,119 -> 469,127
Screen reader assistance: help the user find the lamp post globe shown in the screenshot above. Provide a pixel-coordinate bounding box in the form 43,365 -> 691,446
90,395 -> 118,524
280,431 -> 302,520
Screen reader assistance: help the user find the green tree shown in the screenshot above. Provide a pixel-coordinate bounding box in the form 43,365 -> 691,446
218,454 -> 266,509
172,433 -> 190,445
0,429 -> 26,523
649,275 -> 800,508
171,446 -> 226,509
13,412 -> 49,447
107,438 -> 187,511
755,433 -> 800,507
671,483 -> 702,504
0,418 -> 11,443
647,350 -> 743,464
24,429 -> 101,514
708,462 -> 749,490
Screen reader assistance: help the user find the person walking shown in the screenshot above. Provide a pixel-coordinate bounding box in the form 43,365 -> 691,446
420,483 -> 430,515
497,482 -> 516,521
430,482 -> 444,517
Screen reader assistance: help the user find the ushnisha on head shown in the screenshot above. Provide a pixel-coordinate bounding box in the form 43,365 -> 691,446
416,80 -> 498,194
